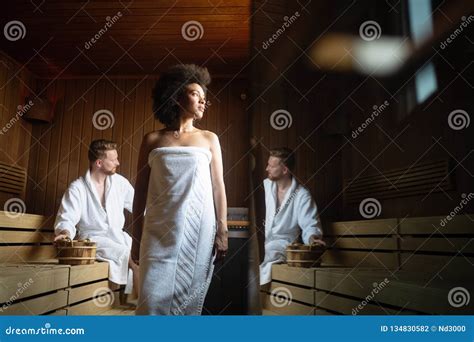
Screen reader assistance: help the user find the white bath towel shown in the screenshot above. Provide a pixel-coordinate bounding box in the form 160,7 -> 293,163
136,146 -> 216,315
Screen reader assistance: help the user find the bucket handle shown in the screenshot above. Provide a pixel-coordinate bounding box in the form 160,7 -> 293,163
61,237 -> 91,247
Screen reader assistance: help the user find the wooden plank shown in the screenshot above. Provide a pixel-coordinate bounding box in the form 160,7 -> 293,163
271,264 -> 315,288
314,269 -> 473,314
13,1 -> 249,11
346,172 -> 450,197
261,293 -> 314,315
44,79 -> 64,217
69,262 -> 109,286
28,79 -> 53,214
0,246 -> 57,263
68,280 -> 113,304
266,281 -> 314,305
0,211 -> 53,230
227,220 -> 250,227
99,306 -> 135,316
314,309 -> 337,315
315,291 -> 402,315
346,165 -> 448,189
399,215 -> 474,234
66,79 -> 85,188
0,186 -> 24,194
46,309 -> 68,315
345,182 -> 454,203
131,78 -> 146,188
67,292 -> 117,315
326,219 -> 398,236
327,237 -> 398,250
262,309 -> 278,316
321,250 -> 399,269
0,265 -> 69,303
0,290 -> 68,315
400,253 -> 474,280
344,160 -> 448,184
0,230 -> 54,243
400,237 -> 474,253
56,80 -> 74,216
78,79 -> 95,179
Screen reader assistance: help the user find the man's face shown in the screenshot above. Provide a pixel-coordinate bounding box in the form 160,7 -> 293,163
98,149 -> 120,175
266,156 -> 288,181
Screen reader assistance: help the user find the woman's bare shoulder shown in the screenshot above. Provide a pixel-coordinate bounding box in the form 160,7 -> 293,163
198,130 -> 219,150
142,130 -> 164,148
199,129 -> 218,141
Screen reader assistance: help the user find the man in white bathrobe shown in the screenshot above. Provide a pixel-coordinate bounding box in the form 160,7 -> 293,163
260,147 -> 324,286
54,139 -> 138,293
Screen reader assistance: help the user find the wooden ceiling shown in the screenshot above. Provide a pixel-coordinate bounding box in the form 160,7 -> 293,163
1,0 -> 250,78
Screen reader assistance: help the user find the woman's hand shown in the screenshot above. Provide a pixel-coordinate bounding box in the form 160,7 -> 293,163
131,242 -> 140,265
213,228 -> 228,264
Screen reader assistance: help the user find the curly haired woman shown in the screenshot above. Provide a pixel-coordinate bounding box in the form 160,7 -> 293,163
132,64 -> 228,315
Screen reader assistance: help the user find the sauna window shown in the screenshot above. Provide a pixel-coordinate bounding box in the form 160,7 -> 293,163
399,0 -> 439,120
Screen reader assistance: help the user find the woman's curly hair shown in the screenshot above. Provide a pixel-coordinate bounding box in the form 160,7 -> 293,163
152,64 -> 211,127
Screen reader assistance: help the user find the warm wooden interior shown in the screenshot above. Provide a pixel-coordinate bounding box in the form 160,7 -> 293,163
0,0 -> 472,316
23,76 -> 249,216
3,1 -> 250,77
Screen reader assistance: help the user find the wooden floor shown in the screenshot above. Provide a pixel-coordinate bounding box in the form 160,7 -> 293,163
100,305 -> 136,316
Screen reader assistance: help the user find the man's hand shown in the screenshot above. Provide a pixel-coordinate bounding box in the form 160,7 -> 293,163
213,228 -> 228,264
309,234 -> 326,247
54,230 -> 70,244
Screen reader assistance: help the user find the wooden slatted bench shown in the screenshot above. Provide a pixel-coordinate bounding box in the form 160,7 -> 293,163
262,214 -> 474,315
0,210 -> 120,315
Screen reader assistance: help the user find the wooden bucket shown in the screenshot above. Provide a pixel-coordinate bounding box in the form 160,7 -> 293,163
56,238 -> 97,265
286,243 -> 325,268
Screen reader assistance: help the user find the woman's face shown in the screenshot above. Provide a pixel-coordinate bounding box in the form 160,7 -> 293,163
179,83 -> 207,120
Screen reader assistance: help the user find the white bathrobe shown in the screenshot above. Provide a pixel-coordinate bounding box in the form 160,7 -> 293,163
136,146 -> 216,315
54,170 -> 135,288
260,177 -> 323,285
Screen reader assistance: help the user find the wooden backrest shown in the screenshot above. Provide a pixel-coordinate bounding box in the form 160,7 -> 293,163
322,214 -> 474,280
398,215 -> 474,279
0,162 -> 27,197
0,211 -> 56,263
343,159 -> 454,203
322,218 -> 399,269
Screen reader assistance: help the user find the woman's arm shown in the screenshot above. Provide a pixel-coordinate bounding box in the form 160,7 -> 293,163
208,131 -> 228,263
131,133 -> 153,263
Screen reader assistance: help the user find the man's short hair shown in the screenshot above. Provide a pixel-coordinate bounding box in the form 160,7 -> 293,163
88,139 -> 117,163
269,147 -> 295,171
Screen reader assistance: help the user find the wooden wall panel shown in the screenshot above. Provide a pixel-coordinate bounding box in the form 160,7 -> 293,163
25,76 -> 249,216
0,52 -> 35,208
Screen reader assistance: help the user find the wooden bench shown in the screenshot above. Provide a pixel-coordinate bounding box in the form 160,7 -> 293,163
262,214 -> 474,315
0,210 -> 121,315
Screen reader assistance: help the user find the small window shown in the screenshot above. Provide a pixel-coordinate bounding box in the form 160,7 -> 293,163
407,0 -> 438,104
399,0 -> 439,120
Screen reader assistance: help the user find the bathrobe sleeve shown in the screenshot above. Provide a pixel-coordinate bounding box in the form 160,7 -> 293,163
54,182 -> 83,239
123,178 -> 134,213
296,190 -> 323,244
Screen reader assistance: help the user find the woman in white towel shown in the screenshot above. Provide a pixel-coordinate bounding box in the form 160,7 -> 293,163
132,64 -> 228,315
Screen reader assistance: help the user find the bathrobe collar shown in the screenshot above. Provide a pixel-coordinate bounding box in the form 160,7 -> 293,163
271,176 -> 299,216
82,169 -> 112,209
